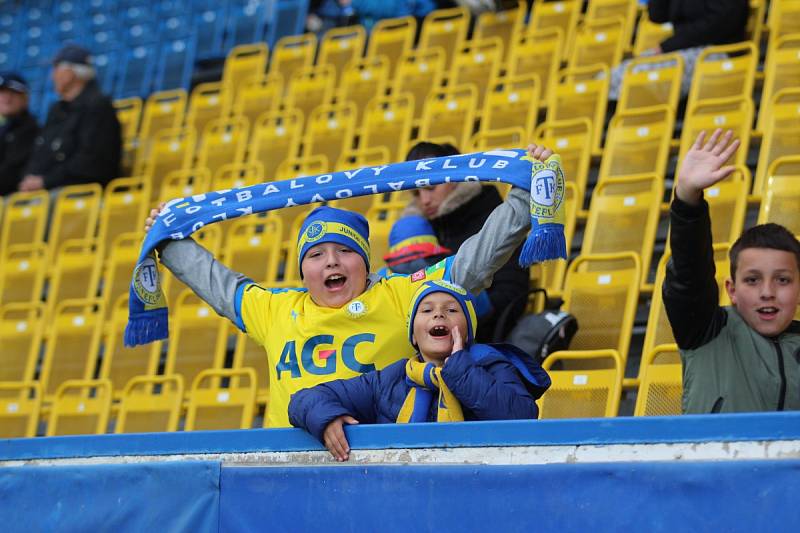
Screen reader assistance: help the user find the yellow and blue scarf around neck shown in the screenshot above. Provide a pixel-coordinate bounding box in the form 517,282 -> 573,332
397,358 -> 464,423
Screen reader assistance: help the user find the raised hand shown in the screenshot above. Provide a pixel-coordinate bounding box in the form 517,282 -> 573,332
676,129 -> 740,205
323,415 -> 359,462
144,202 -> 166,233
526,143 -> 554,162
450,325 -> 463,355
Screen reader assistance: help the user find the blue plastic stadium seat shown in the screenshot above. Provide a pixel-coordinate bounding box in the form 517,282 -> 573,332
224,2 -> 267,51
155,36 -> 197,91
93,49 -> 119,94
266,0 -> 309,47
57,19 -> 88,43
158,0 -> 190,18
55,0 -> 85,21
90,12 -> 118,34
0,11 -> 16,31
160,14 -> 192,40
88,0 -> 116,16
89,28 -> 119,53
193,7 -> 226,60
123,5 -> 153,26
115,44 -> 157,99
125,20 -> 159,47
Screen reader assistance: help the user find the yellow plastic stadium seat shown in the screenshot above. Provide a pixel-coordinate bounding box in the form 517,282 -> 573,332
195,116 -> 250,177
224,215 -> 283,284
758,35 -> 800,132
703,166 -> 750,245
581,175 -> 662,285
134,89 -> 187,175
318,25 -> 367,88
280,206 -> 320,286
45,239 -> 103,321
617,53 -> 684,113
162,225 -> 223,309
114,97 -> 143,143
337,55 -> 390,124
562,253 -> 641,365
470,128 -> 527,151
268,33 -> 318,90
0,381 -> 42,438
0,244 -> 47,306
335,146 -> 392,172
632,11 -> 673,57
0,191 -> 49,253
507,28 -> 563,107
145,127 -> 198,203
745,0 -> 766,47
303,102 -> 358,174
159,166 -> 211,205
534,118 -> 593,200
286,64 -> 336,128
643,245 -> 733,358
685,42 -> 758,112
186,81 -> 231,137
634,344 -> 682,416
100,233 -> 143,322
247,109 -> 304,180
474,0 -> 525,63
758,169 -> 800,235
100,295 -> 160,400
677,96 -> 753,174
569,16 -> 626,70
754,88 -> 800,194
97,177 -> 149,258
767,0 -> 800,54
232,331 -> 269,406
418,6 -> 470,71
529,0 -> 580,61
394,47 -> 447,125
46,378 -> 112,436
361,94 -> 414,163
419,84 -> 478,151
233,72 -> 283,128
366,16 -> 416,75
163,289 -> 229,393
584,0 -> 638,50
367,209 -> 394,273
598,105 -> 675,183
46,183 -> 102,262
115,375 -> 184,434
275,156 -> 329,181
529,182 -> 579,296
0,302 -> 44,382
482,74 -> 540,139
547,65 -> 610,155
222,43 -> 269,104
186,368 -> 257,431
449,37 -> 504,111
539,349 -> 623,418
39,299 -> 104,399
212,161 -> 264,191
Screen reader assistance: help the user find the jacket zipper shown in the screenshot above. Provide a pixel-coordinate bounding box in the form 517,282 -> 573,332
773,340 -> 787,411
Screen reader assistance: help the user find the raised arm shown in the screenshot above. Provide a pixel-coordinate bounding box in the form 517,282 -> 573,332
664,129 -> 740,349
450,144 -> 553,294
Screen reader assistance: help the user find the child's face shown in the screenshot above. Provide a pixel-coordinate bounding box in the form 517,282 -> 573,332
412,292 -> 468,362
726,248 -> 800,337
301,242 -> 367,308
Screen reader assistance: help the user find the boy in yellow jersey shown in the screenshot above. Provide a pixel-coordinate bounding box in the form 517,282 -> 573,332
145,144 -> 555,427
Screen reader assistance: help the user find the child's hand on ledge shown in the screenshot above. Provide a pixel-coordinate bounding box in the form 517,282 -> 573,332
323,415 -> 359,462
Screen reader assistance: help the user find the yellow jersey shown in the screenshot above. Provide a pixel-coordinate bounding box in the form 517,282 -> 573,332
236,258 -> 451,427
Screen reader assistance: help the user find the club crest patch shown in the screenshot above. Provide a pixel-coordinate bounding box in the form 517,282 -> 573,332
529,159 -> 566,220
346,300 -> 367,318
133,256 -> 162,306
305,221 -> 326,243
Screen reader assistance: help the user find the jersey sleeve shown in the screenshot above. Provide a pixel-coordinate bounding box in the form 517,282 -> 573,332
236,283 -> 274,346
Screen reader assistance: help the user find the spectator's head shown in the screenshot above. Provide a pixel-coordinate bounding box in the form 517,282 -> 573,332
383,215 -> 451,275
298,206 -> 370,308
408,280 -> 477,365
405,141 -> 461,219
51,44 -> 95,101
726,223 -> 800,337
0,72 -> 30,117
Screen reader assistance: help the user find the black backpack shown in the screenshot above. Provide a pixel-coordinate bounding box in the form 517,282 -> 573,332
493,288 -> 579,364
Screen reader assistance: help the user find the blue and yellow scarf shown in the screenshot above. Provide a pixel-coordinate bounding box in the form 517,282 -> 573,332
397,359 -> 464,423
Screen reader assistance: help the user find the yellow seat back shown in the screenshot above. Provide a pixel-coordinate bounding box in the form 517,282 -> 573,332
116,374 -> 184,433
418,6 -> 470,71
268,33 -> 317,88
186,368 -> 257,431
617,53 -> 684,113
634,344 -> 683,416
318,25 -> 366,88
46,378 -> 112,436
361,94 -> 414,163
366,16 -> 416,75
394,47 -> 446,124
539,349 -> 623,418
547,65 -> 610,154
0,243 -> 47,306
419,84 -> 478,150
0,191 -> 49,253
0,303 -> 44,382
754,88 -> 800,194
507,28 -> 562,105
247,108 -> 304,180
0,381 -> 42,438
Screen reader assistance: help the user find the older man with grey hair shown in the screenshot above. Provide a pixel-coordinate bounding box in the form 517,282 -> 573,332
19,44 -> 121,192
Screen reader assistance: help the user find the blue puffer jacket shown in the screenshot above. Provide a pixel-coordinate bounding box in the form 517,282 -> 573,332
289,343 -> 551,443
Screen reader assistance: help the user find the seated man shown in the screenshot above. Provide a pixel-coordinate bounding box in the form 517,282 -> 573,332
0,72 -> 39,196
19,44 -> 121,192
665,128 -> 800,413
289,279 -> 550,461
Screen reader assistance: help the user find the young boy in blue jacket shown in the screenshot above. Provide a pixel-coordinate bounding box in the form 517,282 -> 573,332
288,279 -> 551,461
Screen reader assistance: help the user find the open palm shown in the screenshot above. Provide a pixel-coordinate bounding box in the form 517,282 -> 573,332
677,130 -> 740,199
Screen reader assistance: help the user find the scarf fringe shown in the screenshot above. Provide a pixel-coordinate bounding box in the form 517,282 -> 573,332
124,308 -> 169,346
519,222 -> 567,267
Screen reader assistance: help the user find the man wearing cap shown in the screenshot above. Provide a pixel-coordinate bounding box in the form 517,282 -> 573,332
18,44 -> 121,192
0,72 -> 39,196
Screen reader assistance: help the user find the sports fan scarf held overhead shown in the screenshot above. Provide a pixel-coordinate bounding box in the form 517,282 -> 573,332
125,149 -> 567,346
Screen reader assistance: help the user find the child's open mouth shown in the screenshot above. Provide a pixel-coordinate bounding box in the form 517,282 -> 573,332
324,274 -> 347,289
428,325 -> 450,337
757,306 -> 779,320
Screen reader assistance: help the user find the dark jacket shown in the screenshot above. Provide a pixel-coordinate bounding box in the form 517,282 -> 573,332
0,110 -> 39,195
663,197 -> 800,414
422,184 -> 531,342
289,343 -> 551,443
649,0 -> 748,53
24,79 -> 121,189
